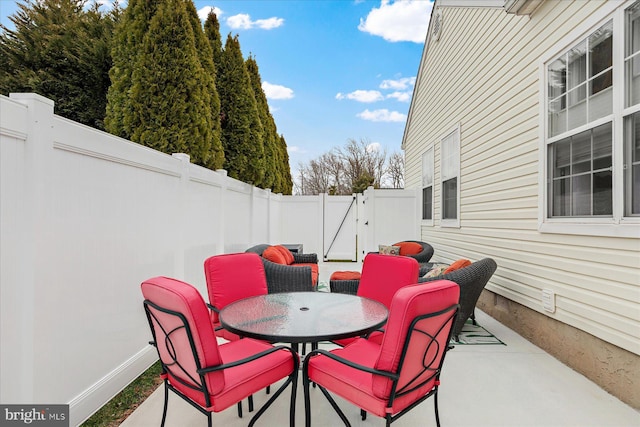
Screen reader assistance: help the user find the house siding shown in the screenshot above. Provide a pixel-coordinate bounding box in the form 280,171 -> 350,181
404,0 -> 640,362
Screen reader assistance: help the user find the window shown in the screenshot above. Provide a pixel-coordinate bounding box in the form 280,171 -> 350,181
625,2 -> 640,216
441,126 -> 460,226
548,21 -> 613,137
543,1 -> 640,235
548,123 -> 612,217
422,148 -> 434,221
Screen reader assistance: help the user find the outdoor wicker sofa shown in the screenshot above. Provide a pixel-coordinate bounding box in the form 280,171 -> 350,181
398,240 -> 434,264
418,258 -> 497,339
245,244 -> 318,293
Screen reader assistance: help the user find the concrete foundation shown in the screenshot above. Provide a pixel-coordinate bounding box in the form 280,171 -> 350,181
477,290 -> 640,410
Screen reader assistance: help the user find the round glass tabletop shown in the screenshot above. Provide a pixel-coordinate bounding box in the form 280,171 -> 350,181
219,292 -> 388,343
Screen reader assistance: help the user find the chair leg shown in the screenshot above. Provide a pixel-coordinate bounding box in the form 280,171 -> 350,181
248,394 -> 254,412
266,385 -> 271,394
361,409 -> 367,420
289,369 -> 298,427
237,401 -> 243,418
207,412 -> 212,427
249,369 -> 297,427
160,382 -> 169,427
471,308 -> 477,325
303,371 -> 312,427
434,389 -> 441,427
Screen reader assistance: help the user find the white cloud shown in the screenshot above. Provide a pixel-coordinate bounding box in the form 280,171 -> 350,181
198,6 -> 223,21
227,14 -> 252,29
227,13 -> 284,30
335,90 -> 384,103
263,82 -> 294,100
288,146 -> 302,153
358,0 -> 432,43
255,17 -> 285,30
357,109 -> 407,122
387,91 -> 411,102
380,76 -> 416,90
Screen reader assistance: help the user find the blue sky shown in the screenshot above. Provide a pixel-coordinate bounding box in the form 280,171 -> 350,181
0,0 -> 433,173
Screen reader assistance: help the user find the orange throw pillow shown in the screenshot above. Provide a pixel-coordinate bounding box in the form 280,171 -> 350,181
444,259 -> 471,274
393,241 -> 423,256
274,245 -> 295,265
330,271 -> 362,281
263,246 -> 288,264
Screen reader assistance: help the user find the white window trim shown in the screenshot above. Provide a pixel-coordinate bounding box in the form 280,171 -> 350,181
421,147 -> 434,226
440,124 -> 461,228
537,0 -> 640,239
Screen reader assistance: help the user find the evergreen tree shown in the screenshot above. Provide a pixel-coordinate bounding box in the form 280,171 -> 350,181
217,34 -> 264,185
279,134 -> 293,194
0,0 -> 120,130
127,0 -> 215,165
105,0 -> 157,138
203,12 -> 223,79
185,0 -> 223,168
246,55 -> 278,190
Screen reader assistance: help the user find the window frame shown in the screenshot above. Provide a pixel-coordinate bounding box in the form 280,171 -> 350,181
421,147 -> 434,225
440,124 -> 461,228
538,0 -> 640,238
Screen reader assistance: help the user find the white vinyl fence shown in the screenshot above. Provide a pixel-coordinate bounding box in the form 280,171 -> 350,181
0,93 -> 418,425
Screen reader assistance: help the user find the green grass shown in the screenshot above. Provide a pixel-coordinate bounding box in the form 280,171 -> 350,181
81,361 -> 163,427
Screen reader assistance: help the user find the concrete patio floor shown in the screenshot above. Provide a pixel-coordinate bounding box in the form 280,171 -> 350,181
122,262 -> 640,427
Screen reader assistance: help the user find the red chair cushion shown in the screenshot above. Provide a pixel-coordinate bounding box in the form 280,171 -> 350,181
262,246 -> 288,264
393,241 -> 423,256
211,321 -> 241,342
185,338 -> 295,412
444,258 -> 471,274
330,271 -> 361,281
307,338 -> 389,417
204,253 -> 268,323
357,253 -> 420,309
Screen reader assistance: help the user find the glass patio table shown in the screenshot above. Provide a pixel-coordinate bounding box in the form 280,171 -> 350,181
219,292 -> 388,352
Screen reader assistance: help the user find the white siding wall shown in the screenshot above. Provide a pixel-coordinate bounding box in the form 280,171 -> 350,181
403,1 -> 640,355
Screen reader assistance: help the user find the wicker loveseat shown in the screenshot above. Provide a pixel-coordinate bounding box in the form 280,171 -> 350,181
245,244 -> 318,293
418,258 -> 497,339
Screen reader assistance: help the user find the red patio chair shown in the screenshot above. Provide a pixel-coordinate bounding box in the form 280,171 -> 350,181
303,280 -> 459,427
141,276 -> 298,427
204,252 -> 268,342
333,252 -> 419,346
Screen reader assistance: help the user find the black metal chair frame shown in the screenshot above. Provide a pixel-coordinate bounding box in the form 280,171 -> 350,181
144,299 -> 299,427
302,304 -> 459,427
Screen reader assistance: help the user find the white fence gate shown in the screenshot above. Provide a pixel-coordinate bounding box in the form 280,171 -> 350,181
322,194 -> 358,261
